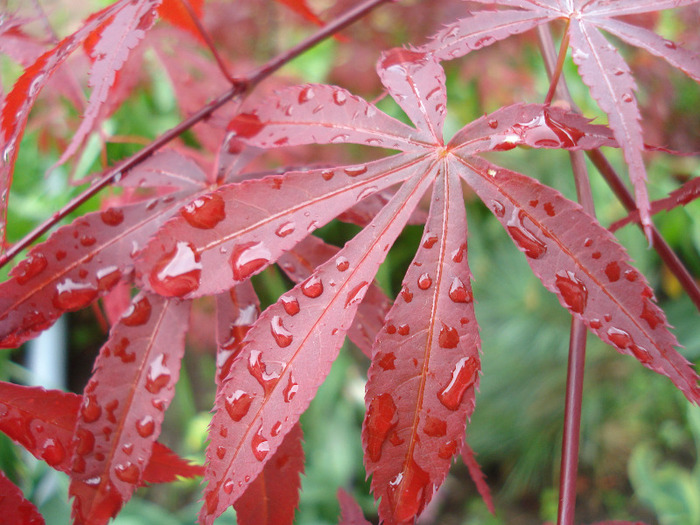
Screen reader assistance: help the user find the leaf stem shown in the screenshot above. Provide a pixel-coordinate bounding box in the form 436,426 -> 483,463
543,20 -> 570,106
0,0 -> 393,271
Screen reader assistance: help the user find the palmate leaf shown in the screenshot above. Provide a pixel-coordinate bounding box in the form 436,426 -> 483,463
0,470 -> 44,525
69,292 -> 191,525
363,167 -> 481,523
423,0 -> 700,239
0,382 -> 203,481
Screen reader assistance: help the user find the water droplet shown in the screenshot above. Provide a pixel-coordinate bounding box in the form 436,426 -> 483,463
506,209 -> 547,259
641,300 -> 663,330
630,344 -> 652,364
145,354 -> 171,394
335,257 -> 349,272
398,324 -> 410,336
181,193 -> 226,229
422,234 -> 438,249
275,222 -> 295,238
101,208 -> 124,226
438,356 -> 478,410
280,295 -> 300,316
473,35 -> 495,49
223,479 -> 234,494
298,86 -> 315,104
52,278 -> 98,311
216,446 -> 226,459
121,296 -> 151,326
438,322 -> 459,348
624,270 -> 638,282
248,350 -> 282,396
621,93 -> 634,103
417,273 -> 432,290
251,425 -> 270,461
331,134 -> 350,143
365,393 -> 397,462
136,416 -> 155,437
590,318 -> 602,329
664,39 -> 677,50
378,352 -> 396,370
555,271 -> 588,314
592,251 -> 601,259
488,119 -> 498,129
112,337 -> 135,363
452,243 -> 466,263
13,253 -> 48,285
607,327 -> 632,349
332,89 -> 347,105
283,373 -> 298,402
225,390 -> 253,421
544,109 -> 585,148
438,440 -> 458,459
400,286 -> 413,303
81,395 -> 101,423
150,241 -> 202,297
491,200 -> 505,217
271,421 -> 282,436
80,235 -> 96,247
584,238 -> 593,247
115,462 -> 140,484
387,457 -> 431,523
122,443 -> 133,455
344,165 -> 368,177
423,416 -> 447,437
228,112 -> 265,138
543,202 -> 555,216
605,261 -> 620,282
345,281 -> 369,308
301,275 -> 323,298
205,489 -> 219,516
230,241 -> 271,281
321,169 -> 334,181
386,324 -> 397,334
40,438 -> 66,466
96,266 -> 121,291
448,277 -> 472,303
270,315 -> 293,347
56,250 -> 67,261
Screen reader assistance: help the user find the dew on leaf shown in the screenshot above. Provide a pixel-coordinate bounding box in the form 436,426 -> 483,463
53,279 -> 99,311
298,86 -> 315,104
398,324 -> 410,336
422,234 -> 438,249
112,337 -> 135,363
506,209 -> 547,259
488,119 -> 498,129
283,372 -> 299,403
248,350 -> 282,396
423,416 -> 447,437
275,221 -> 295,238
270,315 -> 293,347
56,250 -> 67,261
251,425 -> 270,461
491,200 -> 505,217
625,269 -> 638,281
378,352 -> 396,370
438,356 -> 478,411
321,169 -> 334,181
344,165 -> 368,177
230,241 -> 271,281
400,286 -> 413,303
121,296 -> 151,326
225,390 -> 253,421
365,393 -> 398,462
331,134 -> 350,143
75,428 -> 95,455
271,421 -> 282,436
40,438 -> 66,466
555,271 -> 588,314
150,241 -> 202,297
438,322 -> 459,348
96,266 -> 121,291
438,440 -> 459,459
205,490 -> 219,516
301,275 -> 323,298
621,93 -> 634,103
607,327 -> 632,349
448,277 -> 472,303
227,112 -> 265,138
605,261 -> 620,282
336,256 -> 349,272
345,281 -> 369,308
80,235 -> 96,247
13,253 -> 48,284
115,462 -> 140,484
387,457 -> 431,523
417,273 -> 432,290
544,109 -> 584,148
590,318 -> 602,329
101,208 -> 124,226
135,416 -> 155,438
181,193 -> 226,229
81,394 -> 102,423
223,479 -> 234,494
280,295 -> 300,316
332,89 -> 347,105
641,300 -> 663,330
216,446 -> 226,460
145,354 -> 171,394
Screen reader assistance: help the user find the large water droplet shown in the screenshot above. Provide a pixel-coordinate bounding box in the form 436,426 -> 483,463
181,193 -> 226,229
298,86 -> 315,104
448,277 -> 472,303
387,457 -> 431,523
332,89 -> 347,105
150,241 -> 202,297
506,209 -> 547,259
438,356 -> 478,410
230,241 -> 271,281
301,275 -> 323,298
96,266 -> 121,291
344,165 -> 368,177
251,425 -> 270,461
248,350 -> 282,396
81,394 -> 102,423
365,393 -> 398,462
121,296 -> 151,326
280,295 -> 300,316
555,271 -> 588,314
227,112 -> 265,138
40,438 -> 66,466
80,235 -> 96,247
605,261 -> 620,282
607,327 -> 632,349
13,253 -> 48,284
438,322 -> 459,348
270,315 -> 293,347
417,273 -> 432,290
345,281 -> 369,308
135,416 -> 155,437
400,286 -> 413,303
53,279 -> 99,311
283,373 -> 298,402
115,462 -> 140,484
225,390 -> 253,421
544,108 -> 585,148
336,257 -> 349,272
145,354 -> 171,394
275,221 -> 295,238
101,208 -> 124,226
75,428 -> 95,455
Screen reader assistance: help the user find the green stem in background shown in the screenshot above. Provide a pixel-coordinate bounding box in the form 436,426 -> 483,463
0,0 -> 393,271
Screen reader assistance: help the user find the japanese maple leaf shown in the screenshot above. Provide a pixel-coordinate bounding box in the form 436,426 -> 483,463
422,0 -> 700,240
133,47 -> 699,524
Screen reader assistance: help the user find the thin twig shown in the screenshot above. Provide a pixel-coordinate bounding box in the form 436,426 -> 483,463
0,0 -> 393,270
